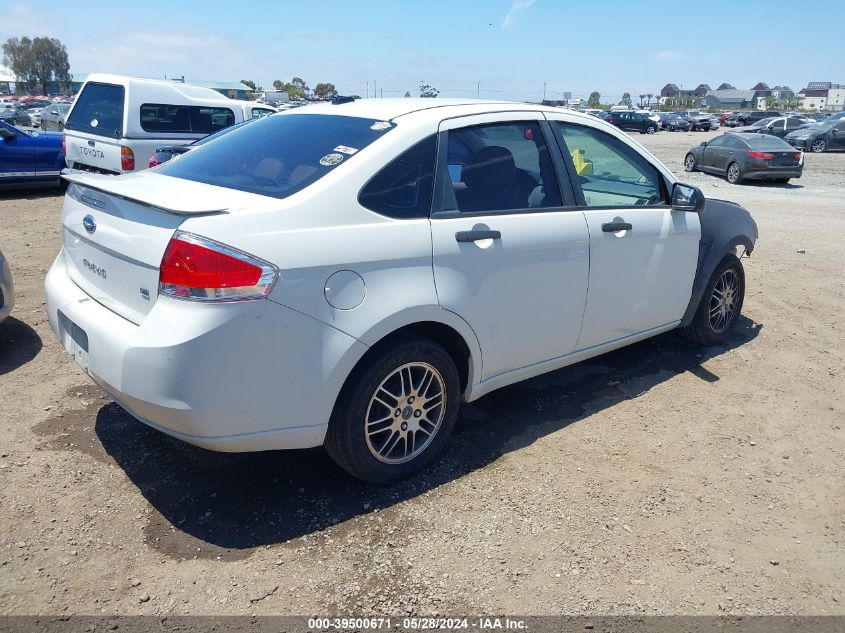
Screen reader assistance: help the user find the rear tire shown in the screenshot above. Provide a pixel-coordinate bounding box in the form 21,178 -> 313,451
325,334 -> 461,484
40,120 -> 46,131
727,162 -> 742,184
681,255 -> 745,346
774,178 -> 790,184
645,125 -> 656,134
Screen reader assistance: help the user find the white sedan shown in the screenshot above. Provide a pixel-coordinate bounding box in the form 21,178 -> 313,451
46,99 -> 758,483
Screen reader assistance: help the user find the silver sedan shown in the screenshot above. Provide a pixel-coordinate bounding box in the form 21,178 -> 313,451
0,247 -> 14,324
40,103 -> 71,131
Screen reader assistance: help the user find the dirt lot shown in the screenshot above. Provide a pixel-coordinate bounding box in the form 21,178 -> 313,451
0,129 -> 843,617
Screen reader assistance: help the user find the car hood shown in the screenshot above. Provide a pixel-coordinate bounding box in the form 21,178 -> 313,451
785,129 -> 816,139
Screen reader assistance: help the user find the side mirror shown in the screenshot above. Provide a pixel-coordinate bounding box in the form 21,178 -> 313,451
671,182 -> 705,213
700,141 -> 707,147
0,127 -> 16,140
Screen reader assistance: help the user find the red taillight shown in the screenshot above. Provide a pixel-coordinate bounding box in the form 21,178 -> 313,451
149,154 -> 160,168
793,153 -> 801,161
747,151 -> 774,160
159,232 -> 277,301
121,145 -> 135,171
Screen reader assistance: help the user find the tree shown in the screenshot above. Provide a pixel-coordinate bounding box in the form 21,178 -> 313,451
620,92 -> 633,108
240,79 -> 256,91
272,79 -> 284,91
314,82 -> 337,99
587,91 -> 601,108
404,90 -> 411,98
638,94 -> 646,107
647,93 -> 654,107
2,36 -> 71,95
419,82 -> 439,98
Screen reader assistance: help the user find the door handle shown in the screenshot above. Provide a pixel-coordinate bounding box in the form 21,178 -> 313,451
455,230 -> 501,243
601,222 -> 632,232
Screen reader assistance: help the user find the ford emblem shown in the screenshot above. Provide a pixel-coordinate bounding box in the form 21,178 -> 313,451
82,215 -> 97,234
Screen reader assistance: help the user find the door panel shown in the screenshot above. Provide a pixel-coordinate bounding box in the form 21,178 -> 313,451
547,118 -> 700,350
431,114 -> 590,379
576,208 -> 700,349
0,125 -> 35,183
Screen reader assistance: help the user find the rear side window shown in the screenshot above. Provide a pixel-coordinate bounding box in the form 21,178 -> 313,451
140,104 -> 235,133
359,135 -> 436,219
157,114 -> 394,199
65,82 -> 125,137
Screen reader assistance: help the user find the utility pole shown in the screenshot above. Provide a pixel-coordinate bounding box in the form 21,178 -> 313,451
374,79 -> 377,98
477,81 -> 480,98
365,81 -> 369,98
543,82 -> 547,102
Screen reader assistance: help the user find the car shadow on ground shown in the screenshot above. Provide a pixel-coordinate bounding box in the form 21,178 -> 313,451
94,317 -> 761,557
0,317 -> 43,376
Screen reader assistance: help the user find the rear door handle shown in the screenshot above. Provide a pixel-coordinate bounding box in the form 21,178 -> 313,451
455,230 -> 501,243
601,222 -> 632,232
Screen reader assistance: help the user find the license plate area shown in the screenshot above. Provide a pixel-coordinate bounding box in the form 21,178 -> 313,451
58,310 -> 89,372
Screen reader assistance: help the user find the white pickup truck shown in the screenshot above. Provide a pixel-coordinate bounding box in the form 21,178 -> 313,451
63,74 -> 276,174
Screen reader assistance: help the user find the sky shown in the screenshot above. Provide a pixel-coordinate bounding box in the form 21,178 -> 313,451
1,0 -> 843,102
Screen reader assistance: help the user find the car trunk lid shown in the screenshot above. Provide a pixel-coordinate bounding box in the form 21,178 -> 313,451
60,172 -> 261,324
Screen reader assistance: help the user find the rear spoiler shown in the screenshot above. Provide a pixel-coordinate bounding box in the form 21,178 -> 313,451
61,169 -> 228,215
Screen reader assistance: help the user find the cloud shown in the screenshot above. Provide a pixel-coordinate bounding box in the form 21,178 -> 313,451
654,50 -> 683,62
501,0 -> 537,29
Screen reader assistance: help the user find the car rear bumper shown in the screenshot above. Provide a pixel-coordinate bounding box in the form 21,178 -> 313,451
45,251 -> 368,452
0,254 -> 14,324
742,168 -> 803,180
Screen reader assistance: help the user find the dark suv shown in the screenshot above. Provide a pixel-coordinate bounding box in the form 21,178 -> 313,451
736,111 -> 781,126
605,111 -> 659,134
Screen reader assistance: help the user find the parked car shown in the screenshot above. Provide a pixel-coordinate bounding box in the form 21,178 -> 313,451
732,116 -> 806,138
40,103 -> 72,131
46,100 -> 757,483
685,133 -> 803,184
730,117 -> 779,134
0,120 -> 66,188
735,110 -> 781,126
723,113 -> 743,127
0,246 -> 13,325
784,119 -> 845,153
708,115 -> 721,130
660,113 -> 692,131
605,110 -> 659,134
64,74 -> 272,175
27,107 -> 45,127
148,118 -> 259,167
825,112 -> 845,122
676,111 -> 711,131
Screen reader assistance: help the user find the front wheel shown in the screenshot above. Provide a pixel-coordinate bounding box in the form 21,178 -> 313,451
325,335 -> 461,484
681,255 -> 745,346
40,120 -> 47,131
811,139 -> 826,153
727,162 -> 743,184
684,153 -> 696,172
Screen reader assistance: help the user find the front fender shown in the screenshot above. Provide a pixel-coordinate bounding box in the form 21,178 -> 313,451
681,198 -> 758,326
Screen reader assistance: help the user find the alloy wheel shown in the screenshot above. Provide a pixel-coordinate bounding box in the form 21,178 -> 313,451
684,155 -> 696,171
811,139 -> 826,153
728,164 -> 740,183
364,362 -> 446,464
709,269 -> 740,333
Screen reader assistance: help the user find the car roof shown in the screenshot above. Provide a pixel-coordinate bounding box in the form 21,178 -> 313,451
285,98 -> 591,124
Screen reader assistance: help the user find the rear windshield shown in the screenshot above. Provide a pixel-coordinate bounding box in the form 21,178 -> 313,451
140,103 -> 235,134
157,113 -> 394,199
747,136 -> 794,150
65,82 -> 125,137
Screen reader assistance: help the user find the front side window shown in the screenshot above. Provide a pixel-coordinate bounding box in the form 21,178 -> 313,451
359,135 -> 436,219
65,82 -> 125,137
707,136 -> 726,147
554,122 -> 667,207
140,104 -> 235,133
444,121 -> 562,213
157,113 -> 394,199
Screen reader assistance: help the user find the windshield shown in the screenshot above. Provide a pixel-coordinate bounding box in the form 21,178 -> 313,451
157,113 -> 395,199
752,118 -> 775,126
0,120 -> 35,137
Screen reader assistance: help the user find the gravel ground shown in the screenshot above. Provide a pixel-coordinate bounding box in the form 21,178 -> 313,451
0,129 -> 843,617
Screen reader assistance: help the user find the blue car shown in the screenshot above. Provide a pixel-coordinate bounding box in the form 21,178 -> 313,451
0,120 -> 65,189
